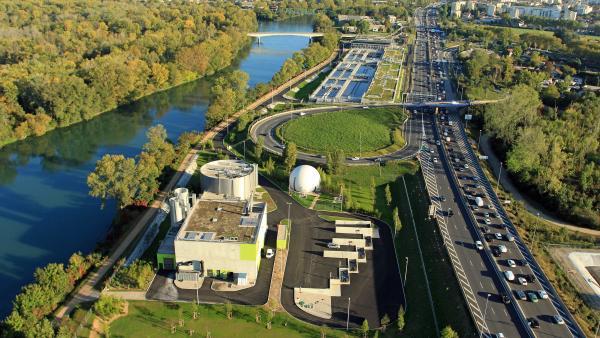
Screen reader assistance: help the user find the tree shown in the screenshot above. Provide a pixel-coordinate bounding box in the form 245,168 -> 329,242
94,295 -> 125,319
264,156 -> 275,175
440,326 -> 459,338
255,136 -> 264,162
393,207 -> 402,234
284,142 -> 297,173
143,124 -> 175,170
333,149 -> 345,175
385,184 -> 392,206
397,306 -> 405,331
361,319 -> 369,337
225,300 -> 233,319
380,314 -> 390,332
326,152 -> 334,174
87,154 -> 137,209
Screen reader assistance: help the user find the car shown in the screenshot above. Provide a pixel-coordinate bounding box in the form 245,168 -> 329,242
447,208 -> 454,217
475,241 -> 484,250
351,157 -> 360,161
491,334 -> 504,338
327,242 -> 340,249
265,248 -> 275,259
484,212 -> 490,218
433,157 -> 438,163
538,290 -> 549,299
487,204 -> 494,210
504,270 -> 515,281
436,140 -> 441,145
517,259 -> 529,266
553,315 -> 565,324
429,149 -> 434,154
486,235 -> 495,244
498,245 -> 507,253
528,318 -> 540,328
472,205 -> 479,211
506,234 -> 515,242
525,274 -> 536,283
480,226 -> 490,234
485,218 -> 492,225
515,290 -> 527,300
507,259 -> 516,267
527,291 -> 538,303
362,106 -> 370,109
374,157 -> 383,162
464,164 -> 469,169
518,277 -> 528,285
439,195 -> 446,202
494,233 -> 503,240
501,293 -> 510,304
492,246 -> 501,256
299,112 -> 306,116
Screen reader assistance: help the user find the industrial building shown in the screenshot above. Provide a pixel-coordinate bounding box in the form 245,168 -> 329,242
157,159 -> 267,286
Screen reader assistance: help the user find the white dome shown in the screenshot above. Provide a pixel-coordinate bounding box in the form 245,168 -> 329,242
289,165 -> 321,193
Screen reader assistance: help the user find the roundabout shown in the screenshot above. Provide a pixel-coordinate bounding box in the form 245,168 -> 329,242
249,105 -> 424,165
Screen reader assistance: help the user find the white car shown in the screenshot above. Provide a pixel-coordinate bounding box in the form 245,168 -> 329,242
494,233 -> 503,240
464,164 -> 469,169
553,315 -> 565,324
518,277 -> 528,285
433,157 -> 438,163
351,157 -> 360,161
485,218 -> 492,225
504,270 -> 515,281
538,290 -> 549,299
327,242 -> 340,249
436,140 -> 441,145
498,245 -> 508,253
265,248 -> 275,259
475,241 -> 484,251
507,259 -> 516,268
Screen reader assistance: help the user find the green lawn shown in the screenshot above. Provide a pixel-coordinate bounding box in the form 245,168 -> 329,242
280,108 -> 405,155
290,71 -> 329,101
109,301 -> 359,337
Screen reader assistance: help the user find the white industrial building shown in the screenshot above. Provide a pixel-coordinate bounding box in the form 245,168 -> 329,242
157,159 -> 267,287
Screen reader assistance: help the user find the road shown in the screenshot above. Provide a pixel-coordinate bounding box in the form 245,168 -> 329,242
249,105 -> 423,165
414,5 -> 583,337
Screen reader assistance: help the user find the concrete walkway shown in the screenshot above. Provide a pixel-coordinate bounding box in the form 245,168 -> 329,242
480,134 -> 600,237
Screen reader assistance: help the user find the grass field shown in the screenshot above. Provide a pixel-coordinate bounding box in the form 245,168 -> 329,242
280,108 -> 405,156
109,301 -> 360,337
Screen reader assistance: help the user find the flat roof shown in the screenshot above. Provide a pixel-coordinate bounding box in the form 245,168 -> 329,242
200,159 -> 255,179
177,199 -> 264,243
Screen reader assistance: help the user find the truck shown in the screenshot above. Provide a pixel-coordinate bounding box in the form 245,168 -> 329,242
475,196 -> 484,207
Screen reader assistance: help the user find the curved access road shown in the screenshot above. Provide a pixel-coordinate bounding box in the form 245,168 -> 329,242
249,105 -> 424,165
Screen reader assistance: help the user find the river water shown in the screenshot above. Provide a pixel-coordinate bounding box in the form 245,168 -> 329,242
0,17 -> 312,316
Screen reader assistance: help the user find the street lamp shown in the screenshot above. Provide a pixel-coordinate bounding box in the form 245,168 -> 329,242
497,162 -> 503,189
404,256 -> 409,312
287,202 -> 292,227
477,130 -> 482,152
346,297 -> 351,331
480,293 -> 491,338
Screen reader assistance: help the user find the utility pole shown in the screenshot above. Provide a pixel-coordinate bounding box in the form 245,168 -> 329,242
243,140 -> 246,159
287,202 -> 292,226
195,272 -> 200,305
346,297 -> 351,331
480,293 -> 491,338
478,130 -> 482,151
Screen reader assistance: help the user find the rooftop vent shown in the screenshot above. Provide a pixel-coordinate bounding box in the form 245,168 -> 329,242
216,207 -> 223,211
211,217 -> 218,222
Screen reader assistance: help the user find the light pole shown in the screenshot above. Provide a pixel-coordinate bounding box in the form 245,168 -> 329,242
477,130 -> 482,151
404,256 -> 409,312
346,297 -> 351,331
497,162 -> 503,189
287,202 -> 292,227
480,293 -> 490,338
195,272 -> 200,305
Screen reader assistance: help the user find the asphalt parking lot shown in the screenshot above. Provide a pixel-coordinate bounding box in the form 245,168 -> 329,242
264,175 -> 404,329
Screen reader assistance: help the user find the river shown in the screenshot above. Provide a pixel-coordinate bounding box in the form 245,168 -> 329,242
0,17 -> 313,317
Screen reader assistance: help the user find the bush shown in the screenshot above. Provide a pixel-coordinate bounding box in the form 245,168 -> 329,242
94,295 -> 126,319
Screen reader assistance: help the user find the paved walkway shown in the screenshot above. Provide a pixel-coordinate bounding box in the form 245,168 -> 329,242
480,134 -> 600,237
267,249 -> 288,311
54,50 -> 339,321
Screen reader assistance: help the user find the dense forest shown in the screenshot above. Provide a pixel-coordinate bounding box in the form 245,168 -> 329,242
441,12 -> 600,228
0,0 -> 257,147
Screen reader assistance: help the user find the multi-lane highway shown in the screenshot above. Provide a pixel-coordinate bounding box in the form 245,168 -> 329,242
414,5 -> 583,337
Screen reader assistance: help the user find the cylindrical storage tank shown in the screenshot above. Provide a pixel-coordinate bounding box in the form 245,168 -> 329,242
200,160 -> 257,199
289,165 -> 321,194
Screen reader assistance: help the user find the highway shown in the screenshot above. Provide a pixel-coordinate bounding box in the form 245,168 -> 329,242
415,5 -> 583,338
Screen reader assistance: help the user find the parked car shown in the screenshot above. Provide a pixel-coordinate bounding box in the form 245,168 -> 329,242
507,259 -> 516,268
538,290 -> 549,299
506,234 -> 515,242
525,274 -> 536,283
494,233 -> 503,240
485,218 -> 492,225
515,290 -> 527,301
492,246 -> 501,256
501,293 -> 510,304
518,277 -> 528,285
504,271 -> 515,281
498,245 -> 507,253
265,248 -> 275,259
